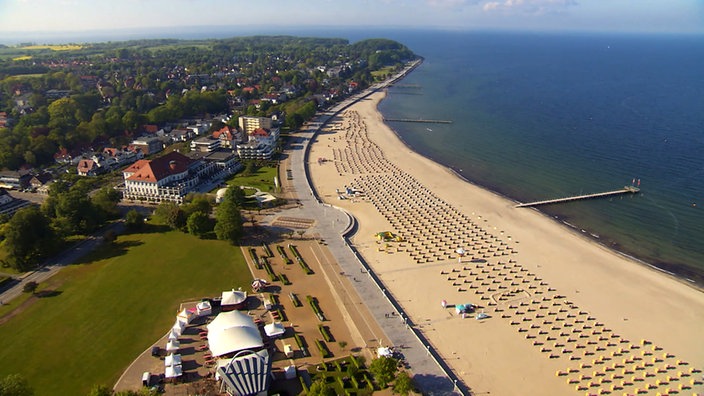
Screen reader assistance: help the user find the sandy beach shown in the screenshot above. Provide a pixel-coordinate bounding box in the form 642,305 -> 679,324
307,91 -> 704,395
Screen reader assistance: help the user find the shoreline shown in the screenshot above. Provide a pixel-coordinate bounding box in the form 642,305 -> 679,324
378,99 -> 704,289
306,80 -> 704,395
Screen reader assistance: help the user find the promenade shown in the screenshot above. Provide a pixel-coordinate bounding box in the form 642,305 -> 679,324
278,68 -> 463,394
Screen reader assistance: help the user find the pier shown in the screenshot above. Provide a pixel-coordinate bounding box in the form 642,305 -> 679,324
515,186 -> 640,208
383,118 -> 453,124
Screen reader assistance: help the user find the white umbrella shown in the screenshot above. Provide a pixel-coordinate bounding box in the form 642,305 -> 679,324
251,278 -> 268,291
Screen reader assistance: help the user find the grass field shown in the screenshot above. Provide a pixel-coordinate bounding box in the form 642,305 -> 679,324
0,225 -> 251,396
225,165 -> 278,193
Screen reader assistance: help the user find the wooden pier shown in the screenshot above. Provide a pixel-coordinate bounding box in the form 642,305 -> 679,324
515,186 -> 640,208
383,118 -> 453,124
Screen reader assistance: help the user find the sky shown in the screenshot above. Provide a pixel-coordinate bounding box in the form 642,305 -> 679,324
0,0 -> 702,42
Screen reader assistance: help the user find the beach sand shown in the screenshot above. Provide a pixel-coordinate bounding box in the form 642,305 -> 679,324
307,91 -> 704,395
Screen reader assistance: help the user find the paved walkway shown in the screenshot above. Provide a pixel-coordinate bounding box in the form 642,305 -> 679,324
281,88 -> 462,395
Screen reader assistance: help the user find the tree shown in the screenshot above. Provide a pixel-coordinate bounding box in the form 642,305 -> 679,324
154,202 -> 185,230
125,209 -> 144,230
392,371 -> 414,395
22,281 -> 38,294
369,356 -> 398,387
186,211 -> 210,237
306,380 -> 335,396
214,188 -> 244,244
3,207 -> 57,271
92,187 -> 122,222
0,373 -> 34,396
224,185 -> 246,208
86,384 -> 112,396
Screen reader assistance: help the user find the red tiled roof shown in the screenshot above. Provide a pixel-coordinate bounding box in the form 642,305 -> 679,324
213,126 -> 234,140
126,151 -> 193,183
251,128 -> 270,137
77,159 -> 95,172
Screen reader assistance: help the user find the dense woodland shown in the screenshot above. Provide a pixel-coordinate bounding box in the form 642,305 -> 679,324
0,36 -> 416,170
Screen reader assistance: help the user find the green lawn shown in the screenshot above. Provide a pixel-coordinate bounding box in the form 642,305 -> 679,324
0,226 -> 251,396
224,165 -> 279,193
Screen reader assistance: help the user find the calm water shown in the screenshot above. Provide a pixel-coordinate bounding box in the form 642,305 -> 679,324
376,31 -> 704,281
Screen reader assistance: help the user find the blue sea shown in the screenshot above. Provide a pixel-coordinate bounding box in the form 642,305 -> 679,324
373,31 -> 704,282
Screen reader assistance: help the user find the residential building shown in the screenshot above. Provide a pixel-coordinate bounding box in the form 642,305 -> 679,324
236,127 -> 279,160
212,126 -> 241,149
191,137 -> 221,153
77,159 -> 100,176
0,170 -> 31,190
238,116 -> 272,135
130,137 -> 164,155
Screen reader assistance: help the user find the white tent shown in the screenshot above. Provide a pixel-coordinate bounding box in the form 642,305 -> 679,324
196,301 -> 212,317
207,311 -> 263,357
165,353 -> 182,367
263,322 -> 285,338
221,289 -> 248,309
165,365 -> 183,379
172,319 -> 185,336
167,328 -> 179,341
166,340 -> 180,353
177,309 -> 195,324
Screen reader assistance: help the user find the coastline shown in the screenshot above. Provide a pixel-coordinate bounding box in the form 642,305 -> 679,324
382,112 -> 704,289
306,83 -> 704,394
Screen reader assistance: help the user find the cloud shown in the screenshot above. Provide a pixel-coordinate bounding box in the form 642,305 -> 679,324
482,0 -> 578,14
426,0 -> 482,8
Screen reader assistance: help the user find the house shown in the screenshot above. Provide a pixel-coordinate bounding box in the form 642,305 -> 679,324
29,172 -> 53,189
186,124 -> 208,136
122,151 -> 223,203
212,126 -> 240,149
130,137 -> 163,155
171,128 -> 192,142
191,137 -> 220,153
77,159 -> 99,176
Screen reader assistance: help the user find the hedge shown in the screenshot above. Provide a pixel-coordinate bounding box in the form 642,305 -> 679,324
290,292 -> 302,307
277,245 -> 293,264
307,295 -> 326,321
262,242 -> 273,257
316,339 -> 331,358
318,324 -> 334,342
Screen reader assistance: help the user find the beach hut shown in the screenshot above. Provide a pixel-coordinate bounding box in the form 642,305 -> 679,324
264,322 -> 285,338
